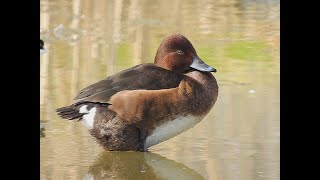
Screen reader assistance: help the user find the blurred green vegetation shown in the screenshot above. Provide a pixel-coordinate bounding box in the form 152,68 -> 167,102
225,41 -> 272,61
117,43 -> 133,68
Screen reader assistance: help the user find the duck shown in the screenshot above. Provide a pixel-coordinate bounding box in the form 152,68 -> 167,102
40,39 -> 47,54
56,33 -> 219,151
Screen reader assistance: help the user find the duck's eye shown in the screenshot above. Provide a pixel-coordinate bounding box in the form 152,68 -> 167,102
176,50 -> 184,55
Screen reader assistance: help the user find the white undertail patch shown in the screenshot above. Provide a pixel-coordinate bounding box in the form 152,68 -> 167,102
79,105 -> 96,129
79,105 -> 89,113
145,115 -> 204,148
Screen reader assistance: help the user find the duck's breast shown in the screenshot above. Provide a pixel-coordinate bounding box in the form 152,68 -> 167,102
145,115 -> 204,148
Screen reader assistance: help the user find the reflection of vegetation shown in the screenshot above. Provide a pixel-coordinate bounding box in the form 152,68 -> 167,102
40,128 -> 45,138
40,123 -> 45,138
225,41 -> 271,61
198,46 -> 218,62
117,43 -> 133,67
85,151 -> 204,180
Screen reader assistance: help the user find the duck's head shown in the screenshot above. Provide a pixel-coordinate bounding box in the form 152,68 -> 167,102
154,33 -> 216,74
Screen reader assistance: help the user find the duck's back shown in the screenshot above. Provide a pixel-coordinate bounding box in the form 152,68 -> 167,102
73,64 -> 183,104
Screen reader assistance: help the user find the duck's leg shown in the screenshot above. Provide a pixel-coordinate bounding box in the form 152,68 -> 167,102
138,130 -> 148,152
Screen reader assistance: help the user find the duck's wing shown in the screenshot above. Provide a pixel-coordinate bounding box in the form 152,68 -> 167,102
73,64 -> 183,104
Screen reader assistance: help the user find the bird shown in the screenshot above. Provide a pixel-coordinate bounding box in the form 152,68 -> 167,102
40,39 -> 47,54
56,33 -> 219,151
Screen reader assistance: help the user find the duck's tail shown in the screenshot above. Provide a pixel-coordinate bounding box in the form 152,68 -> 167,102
57,103 -> 111,130
56,102 -> 110,121
56,105 -> 83,121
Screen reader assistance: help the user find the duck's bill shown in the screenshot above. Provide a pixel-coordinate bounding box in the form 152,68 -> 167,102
40,49 -> 48,54
190,56 -> 216,72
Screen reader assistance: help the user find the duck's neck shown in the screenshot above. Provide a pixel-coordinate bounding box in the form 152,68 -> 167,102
182,71 -> 218,115
186,71 -> 214,84
185,71 -> 217,92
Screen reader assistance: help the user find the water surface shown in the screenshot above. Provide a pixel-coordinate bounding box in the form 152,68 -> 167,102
40,0 -> 279,179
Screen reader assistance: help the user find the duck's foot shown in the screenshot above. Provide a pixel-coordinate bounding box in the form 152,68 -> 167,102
138,146 -> 148,152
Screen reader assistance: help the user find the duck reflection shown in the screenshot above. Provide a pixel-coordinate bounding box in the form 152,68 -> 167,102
83,151 -> 204,180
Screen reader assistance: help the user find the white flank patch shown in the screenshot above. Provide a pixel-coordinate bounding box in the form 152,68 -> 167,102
145,115 -> 204,148
79,105 -> 96,129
